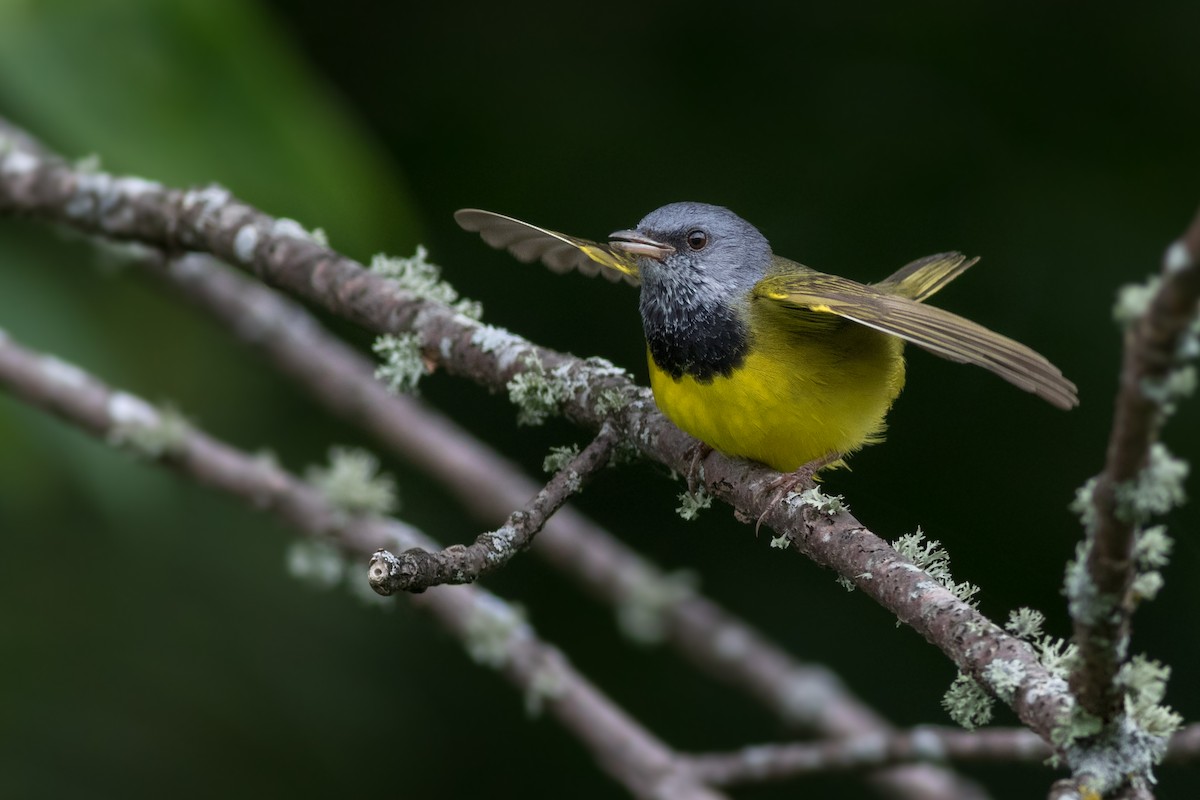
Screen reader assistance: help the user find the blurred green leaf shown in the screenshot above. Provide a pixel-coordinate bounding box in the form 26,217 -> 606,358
0,0 -> 419,256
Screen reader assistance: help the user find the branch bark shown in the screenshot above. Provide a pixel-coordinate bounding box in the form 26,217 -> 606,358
368,425 -> 617,594
1070,206 -> 1200,720
137,250 -> 989,800
684,727 -> 1052,785
0,145 -> 1079,746
0,330 -> 725,800
683,724 -> 1200,787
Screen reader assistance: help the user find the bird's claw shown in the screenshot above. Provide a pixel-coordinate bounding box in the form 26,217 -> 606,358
685,442 -> 714,496
754,452 -> 841,536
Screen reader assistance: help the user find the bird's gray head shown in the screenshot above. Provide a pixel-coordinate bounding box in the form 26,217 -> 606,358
609,203 -> 770,380
609,202 -> 772,299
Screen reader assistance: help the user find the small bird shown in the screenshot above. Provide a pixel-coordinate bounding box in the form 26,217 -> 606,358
456,203 -> 1077,477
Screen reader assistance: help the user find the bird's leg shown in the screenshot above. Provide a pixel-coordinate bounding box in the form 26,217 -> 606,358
754,451 -> 843,536
684,441 -> 714,496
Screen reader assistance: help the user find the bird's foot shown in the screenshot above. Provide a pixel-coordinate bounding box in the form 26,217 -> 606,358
754,451 -> 843,536
684,442 -> 714,496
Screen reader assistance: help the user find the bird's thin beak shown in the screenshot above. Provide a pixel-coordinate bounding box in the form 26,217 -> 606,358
609,230 -> 674,262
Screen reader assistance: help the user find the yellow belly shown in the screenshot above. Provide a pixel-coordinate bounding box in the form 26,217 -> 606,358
647,324 -> 906,472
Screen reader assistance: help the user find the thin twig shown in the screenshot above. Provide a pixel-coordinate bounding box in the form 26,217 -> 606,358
1071,207 -> 1200,721
0,332 -> 725,800
0,147 -> 1078,745
369,424 -> 617,594
683,724 -> 1200,787
683,727 -> 1051,785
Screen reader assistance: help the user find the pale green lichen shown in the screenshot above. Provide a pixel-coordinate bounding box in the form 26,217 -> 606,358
285,539 -> 345,589
1117,655 -> 1182,739
1114,443 -> 1188,523
892,528 -> 979,606
108,401 -> 192,459
1005,607 -> 1047,640
676,488 -> 712,521
1067,455 -> 1182,615
371,245 -> 482,319
1051,700 -> 1103,748
469,323 -> 521,355
483,525 -> 518,564
1134,703 -> 1184,741
373,333 -> 426,394
769,533 -> 791,550
833,572 -> 871,592
1063,539 -> 1115,626
271,217 -> 328,246
942,672 -> 994,729
1063,716 -> 1167,793
1129,524 -> 1173,603
1070,476 -> 1100,533
1164,240 -> 1193,273
616,569 -> 697,645
1134,525 -> 1173,569
1130,571 -> 1165,602
524,663 -> 567,718
74,153 -> 102,173
542,444 -> 581,473
609,437 -> 642,467
1038,636 -> 1080,678
792,486 -> 847,516
506,354 -> 575,426
581,355 -> 629,379
306,447 -> 398,517
1113,276 -> 1161,327
983,659 -> 1027,703
464,593 -> 528,668
594,387 -> 629,416
1141,365 -> 1197,415
1178,315 -> 1200,360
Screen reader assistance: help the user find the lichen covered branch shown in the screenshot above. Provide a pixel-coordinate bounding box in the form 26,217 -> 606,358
1070,206 -> 1200,721
0,147 -> 1080,748
368,424 -> 617,594
682,724 -> 1200,788
136,251 -> 986,800
683,726 -> 1052,785
0,330 -> 726,800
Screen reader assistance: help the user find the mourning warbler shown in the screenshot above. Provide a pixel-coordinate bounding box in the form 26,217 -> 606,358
455,203 -> 1077,473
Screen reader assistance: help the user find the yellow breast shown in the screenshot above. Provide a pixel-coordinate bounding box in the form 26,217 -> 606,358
647,314 -> 906,472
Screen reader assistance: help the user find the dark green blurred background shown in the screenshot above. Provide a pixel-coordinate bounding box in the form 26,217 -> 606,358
1,2 -> 1197,798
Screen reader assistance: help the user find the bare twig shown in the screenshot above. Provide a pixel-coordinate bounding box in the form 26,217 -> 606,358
368,424 -> 617,594
1069,207 -> 1200,723
683,727 -> 1051,785
0,331 -> 726,800
139,251 -> 989,800
0,148 -> 1079,746
683,724 -> 1200,787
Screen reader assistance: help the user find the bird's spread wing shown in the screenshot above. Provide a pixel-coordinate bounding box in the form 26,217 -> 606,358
872,251 -> 979,302
754,264 -> 1079,410
454,209 -> 640,285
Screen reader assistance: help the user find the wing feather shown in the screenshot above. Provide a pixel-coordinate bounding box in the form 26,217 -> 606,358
757,266 -> 1078,410
455,209 -> 640,285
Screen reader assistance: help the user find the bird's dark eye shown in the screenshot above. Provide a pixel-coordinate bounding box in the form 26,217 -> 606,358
686,230 -> 708,251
